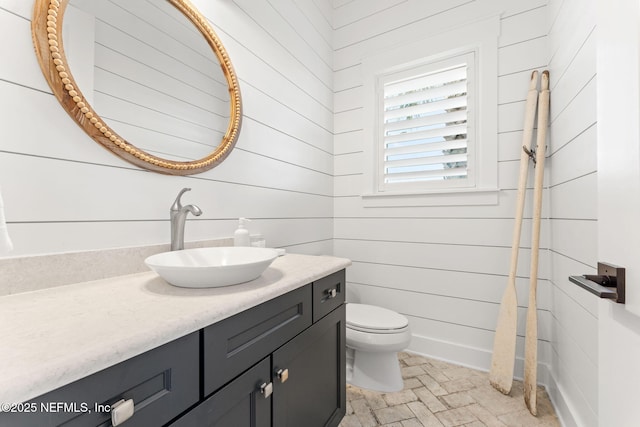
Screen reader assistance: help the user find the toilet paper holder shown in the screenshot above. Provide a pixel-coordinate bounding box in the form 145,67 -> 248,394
569,262 -> 625,303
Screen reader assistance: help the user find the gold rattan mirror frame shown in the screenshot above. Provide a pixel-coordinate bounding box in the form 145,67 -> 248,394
31,0 -> 242,175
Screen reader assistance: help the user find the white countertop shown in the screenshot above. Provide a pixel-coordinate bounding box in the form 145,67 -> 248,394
0,253 -> 350,404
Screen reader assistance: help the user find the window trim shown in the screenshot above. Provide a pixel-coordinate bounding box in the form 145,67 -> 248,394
361,15 -> 500,207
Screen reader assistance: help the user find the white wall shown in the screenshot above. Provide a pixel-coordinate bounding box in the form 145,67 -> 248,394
333,0 -> 551,382
546,0 -> 598,425
596,0 -> 640,426
0,0 -> 334,258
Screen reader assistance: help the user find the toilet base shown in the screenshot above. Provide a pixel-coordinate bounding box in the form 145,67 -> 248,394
347,348 -> 404,392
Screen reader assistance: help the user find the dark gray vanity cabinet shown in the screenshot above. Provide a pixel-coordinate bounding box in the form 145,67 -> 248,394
172,305 -> 345,427
177,269 -> 346,427
2,269 -> 346,427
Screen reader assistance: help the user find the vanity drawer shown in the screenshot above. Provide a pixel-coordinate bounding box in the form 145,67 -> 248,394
0,332 -> 199,427
312,269 -> 345,322
203,284 -> 312,396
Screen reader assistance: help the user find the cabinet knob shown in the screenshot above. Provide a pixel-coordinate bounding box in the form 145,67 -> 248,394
259,382 -> 273,398
111,399 -> 135,426
276,368 -> 289,383
326,288 -> 337,299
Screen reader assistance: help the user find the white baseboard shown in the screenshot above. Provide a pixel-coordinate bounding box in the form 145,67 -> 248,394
545,370 -> 583,427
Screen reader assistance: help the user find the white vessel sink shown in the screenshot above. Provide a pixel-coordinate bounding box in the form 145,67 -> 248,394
145,247 -> 279,288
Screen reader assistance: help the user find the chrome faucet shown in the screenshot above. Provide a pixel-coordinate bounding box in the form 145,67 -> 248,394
170,188 -> 202,251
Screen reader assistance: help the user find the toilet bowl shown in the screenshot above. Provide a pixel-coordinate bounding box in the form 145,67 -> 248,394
346,303 -> 411,392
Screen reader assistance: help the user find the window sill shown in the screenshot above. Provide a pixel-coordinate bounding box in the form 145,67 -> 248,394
361,188 -> 499,207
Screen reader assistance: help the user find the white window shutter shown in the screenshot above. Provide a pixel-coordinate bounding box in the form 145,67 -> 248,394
379,52 -> 475,190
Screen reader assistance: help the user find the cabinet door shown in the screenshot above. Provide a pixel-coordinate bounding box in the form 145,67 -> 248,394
170,357 -> 271,427
272,304 -> 346,427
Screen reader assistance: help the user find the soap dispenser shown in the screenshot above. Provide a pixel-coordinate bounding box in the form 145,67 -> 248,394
234,218 -> 251,246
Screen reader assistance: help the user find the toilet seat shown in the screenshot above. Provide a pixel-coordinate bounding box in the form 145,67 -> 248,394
346,303 -> 409,334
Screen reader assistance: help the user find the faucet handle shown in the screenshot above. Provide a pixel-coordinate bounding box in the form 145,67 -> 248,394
171,188 -> 191,210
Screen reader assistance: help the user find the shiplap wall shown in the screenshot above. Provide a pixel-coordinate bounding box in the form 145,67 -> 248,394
547,0 -> 598,425
333,0 -> 552,381
0,0 -> 334,257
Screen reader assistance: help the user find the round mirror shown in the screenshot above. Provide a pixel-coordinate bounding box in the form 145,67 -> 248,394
31,0 -> 242,175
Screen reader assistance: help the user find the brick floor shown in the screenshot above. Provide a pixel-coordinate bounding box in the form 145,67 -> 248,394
339,353 -> 560,427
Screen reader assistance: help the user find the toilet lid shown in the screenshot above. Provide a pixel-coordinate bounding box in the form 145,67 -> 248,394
346,303 -> 409,332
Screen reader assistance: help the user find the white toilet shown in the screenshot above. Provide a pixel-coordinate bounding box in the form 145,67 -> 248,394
346,303 -> 411,392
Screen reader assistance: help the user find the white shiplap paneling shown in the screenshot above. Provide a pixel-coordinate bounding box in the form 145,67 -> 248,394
0,0 -> 334,259
332,0 -> 551,382
546,0 -> 599,425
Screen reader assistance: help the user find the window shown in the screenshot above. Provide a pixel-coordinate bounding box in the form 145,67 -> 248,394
380,53 -> 475,191
361,16 -> 499,207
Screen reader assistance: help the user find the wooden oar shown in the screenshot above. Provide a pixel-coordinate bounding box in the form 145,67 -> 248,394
489,70 -> 539,395
524,70 -> 549,415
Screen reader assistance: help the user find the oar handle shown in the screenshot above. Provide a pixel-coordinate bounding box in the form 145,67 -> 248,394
528,70 -> 539,90
540,70 -> 549,91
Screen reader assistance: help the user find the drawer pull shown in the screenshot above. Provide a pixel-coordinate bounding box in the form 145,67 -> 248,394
326,288 -> 337,299
111,399 -> 135,426
276,368 -> 289,383
259,382 -> 273,398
